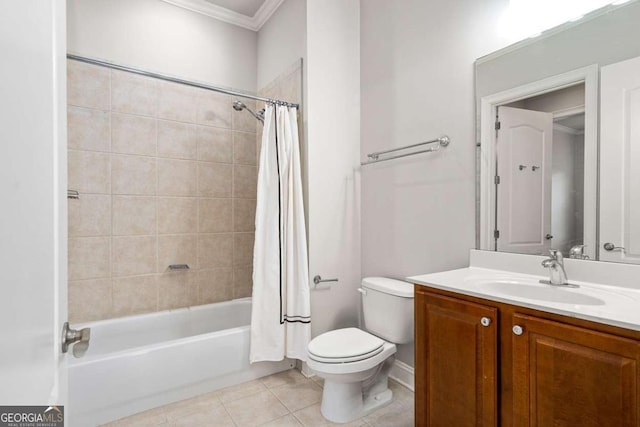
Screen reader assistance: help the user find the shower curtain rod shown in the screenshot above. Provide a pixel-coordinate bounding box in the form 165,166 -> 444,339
67,54 -> 300,108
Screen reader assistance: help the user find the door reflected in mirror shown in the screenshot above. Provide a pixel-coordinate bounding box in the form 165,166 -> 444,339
495,85 -> 585,257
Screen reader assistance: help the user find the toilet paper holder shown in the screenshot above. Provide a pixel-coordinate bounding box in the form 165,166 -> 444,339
313,275 -> 339,286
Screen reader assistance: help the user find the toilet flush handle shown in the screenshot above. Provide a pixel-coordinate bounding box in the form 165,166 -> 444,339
357,288 -> 367,296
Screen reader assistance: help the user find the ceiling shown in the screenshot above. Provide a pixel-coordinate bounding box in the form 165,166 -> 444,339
161,0 -> 283,31
203,0 -> 265,17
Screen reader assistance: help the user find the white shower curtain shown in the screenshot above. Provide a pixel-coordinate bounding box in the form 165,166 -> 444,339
250,104 -> 310,363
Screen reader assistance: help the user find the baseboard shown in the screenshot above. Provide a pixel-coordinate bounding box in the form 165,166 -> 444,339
389,359 -> 414,391
299,360 -> 314,378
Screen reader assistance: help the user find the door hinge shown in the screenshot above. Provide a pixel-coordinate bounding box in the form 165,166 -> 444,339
494,230 -> 500,239
494,175 -> 500,185
495,121 -> 501,130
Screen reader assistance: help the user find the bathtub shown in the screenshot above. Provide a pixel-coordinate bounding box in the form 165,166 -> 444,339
68,298 -> 293,426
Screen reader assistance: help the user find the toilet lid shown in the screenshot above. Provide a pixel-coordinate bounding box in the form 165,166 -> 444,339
308,328 -> 384,363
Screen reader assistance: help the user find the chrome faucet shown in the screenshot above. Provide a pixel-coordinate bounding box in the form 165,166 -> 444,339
569,244 -> 589,260
540,249 -> 575,287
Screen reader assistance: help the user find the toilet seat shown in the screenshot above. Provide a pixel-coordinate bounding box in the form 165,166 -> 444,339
308,328 -> 384,363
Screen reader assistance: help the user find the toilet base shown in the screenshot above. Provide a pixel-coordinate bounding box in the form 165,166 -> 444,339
320,381 -> 393,424
319,356 -> 395,424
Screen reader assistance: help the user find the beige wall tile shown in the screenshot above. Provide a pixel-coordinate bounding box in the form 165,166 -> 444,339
112,70 -> 159,117
233,165 -> 257,198
112,155 -> 157,195
68,195 -> 111,237
256,132 -> 263,165
198,233 -> 233,268
233,131 -> 257,165
233,267 -> 253,299
112,275 -> 157,317
199,198 -> 232,233
196,90 -> 232,128
233,233 -> 254,267
111,113 -> 157,156
158,271 -> 197,310
68,237 -> 110,280
112,236 -> 157,276
232,99 -> 258,133
158,158 -> 197,196
68,107 -> 111,152
196,126 -> 232,163
68,150 -> 111,194
68,279 -> 113,323
158,81 -> 197,123
233,198 -> 256,232
112,196 -> 156,236
158,120 -> 197,160
158,234 -> 197,272
198,163 -> 232,197
279,69 -> 302,105
67,60 -> 110,110
158,197 -> 197,234
197,268 -> 233,305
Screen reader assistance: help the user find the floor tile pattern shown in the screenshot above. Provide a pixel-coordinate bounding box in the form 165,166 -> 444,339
103,369 -> 414,427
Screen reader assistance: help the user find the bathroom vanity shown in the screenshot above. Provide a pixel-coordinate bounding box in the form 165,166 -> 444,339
410,251 -> 640,427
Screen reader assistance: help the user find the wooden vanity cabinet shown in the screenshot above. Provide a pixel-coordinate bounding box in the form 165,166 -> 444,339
415,285 -> 640,427
414,290 -> 498,427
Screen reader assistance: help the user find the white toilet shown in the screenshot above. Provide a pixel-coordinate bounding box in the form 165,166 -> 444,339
306,277 -> 414,423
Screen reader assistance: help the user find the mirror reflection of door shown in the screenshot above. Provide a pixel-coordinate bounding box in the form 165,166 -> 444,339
495,85 -> 586,257
496,106 -> 553,255
600,55 -> 640,264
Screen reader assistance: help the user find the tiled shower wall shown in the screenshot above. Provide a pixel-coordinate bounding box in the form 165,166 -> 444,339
67,59 -> 259,323
257,60 -> 303,153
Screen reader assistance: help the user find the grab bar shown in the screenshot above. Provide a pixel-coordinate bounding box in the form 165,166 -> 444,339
361,135 -> 450,165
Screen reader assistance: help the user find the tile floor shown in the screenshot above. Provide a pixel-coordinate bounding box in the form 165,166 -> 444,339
103,368 -> 414,427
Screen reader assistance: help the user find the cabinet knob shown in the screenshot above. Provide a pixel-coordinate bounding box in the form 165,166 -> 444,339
480,317 -> 491,327
512,325 -> 524,336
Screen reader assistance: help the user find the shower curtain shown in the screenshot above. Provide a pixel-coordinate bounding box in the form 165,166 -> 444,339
250,104 -> 310,363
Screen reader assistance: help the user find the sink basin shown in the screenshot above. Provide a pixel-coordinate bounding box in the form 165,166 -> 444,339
480,281 -> 606,306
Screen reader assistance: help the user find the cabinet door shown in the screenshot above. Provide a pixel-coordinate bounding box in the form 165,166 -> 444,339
512,313 -> 640,427
415,289 -> 498,427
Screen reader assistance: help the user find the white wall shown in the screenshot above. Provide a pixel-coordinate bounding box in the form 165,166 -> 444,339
257,0 -> 306,90
552,129 -> 583,254
67,0 -> 258,91
360,0 -> 514,366
306,0 -> 361,338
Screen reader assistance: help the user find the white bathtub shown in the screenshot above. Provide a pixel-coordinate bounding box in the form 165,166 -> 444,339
68,298 -> 293,426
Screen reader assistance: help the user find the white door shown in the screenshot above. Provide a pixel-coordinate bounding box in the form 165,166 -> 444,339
496,106 -> 553,255
0,0 -> 68,408
600,55 -> 640,264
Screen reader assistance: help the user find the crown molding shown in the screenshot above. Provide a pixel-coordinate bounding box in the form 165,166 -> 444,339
161,0 -> 284,31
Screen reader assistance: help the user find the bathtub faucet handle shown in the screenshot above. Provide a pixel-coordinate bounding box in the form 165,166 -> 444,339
62,322 -> 91,358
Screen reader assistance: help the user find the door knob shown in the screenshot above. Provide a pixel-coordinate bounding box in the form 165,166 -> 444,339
480,317 -> 491,327
603,242 -> 625,252
545,234 -> 553,240
512,325 -> 524,336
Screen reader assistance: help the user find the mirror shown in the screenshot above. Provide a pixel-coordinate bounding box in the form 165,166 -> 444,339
475,0 -> 640,263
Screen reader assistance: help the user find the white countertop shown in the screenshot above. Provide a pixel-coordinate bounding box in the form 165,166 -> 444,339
408,261 -> 640,332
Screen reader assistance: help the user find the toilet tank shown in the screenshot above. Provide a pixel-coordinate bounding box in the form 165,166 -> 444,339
361,277 -> 414,344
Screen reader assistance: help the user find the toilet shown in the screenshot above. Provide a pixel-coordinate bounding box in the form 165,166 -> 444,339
306,277 -> 414,423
